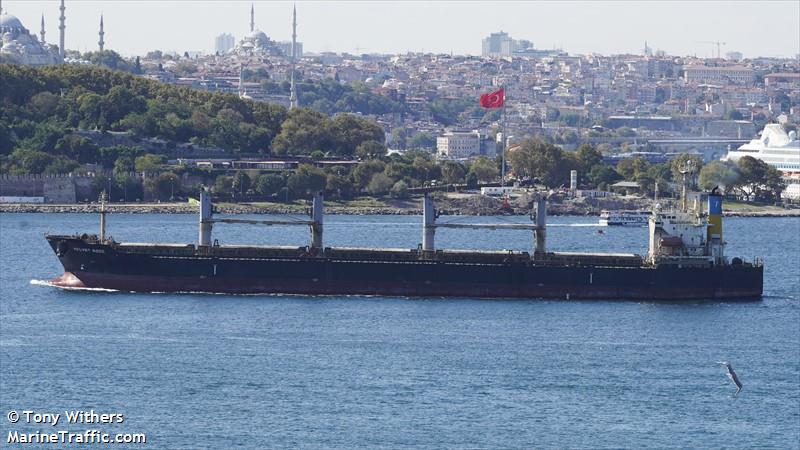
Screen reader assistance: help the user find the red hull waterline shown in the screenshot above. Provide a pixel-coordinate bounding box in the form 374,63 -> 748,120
50,272 -> 762,301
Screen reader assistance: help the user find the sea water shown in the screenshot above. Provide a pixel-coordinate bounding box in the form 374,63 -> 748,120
1,213 -> 798,448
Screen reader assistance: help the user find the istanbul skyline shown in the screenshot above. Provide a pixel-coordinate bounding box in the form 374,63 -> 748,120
3,1 -> 800,58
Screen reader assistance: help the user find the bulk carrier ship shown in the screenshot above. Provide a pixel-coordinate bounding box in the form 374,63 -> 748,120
44,186 -> 763,300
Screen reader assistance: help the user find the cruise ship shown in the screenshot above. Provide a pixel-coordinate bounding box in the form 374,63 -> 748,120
723,124 -> 800,200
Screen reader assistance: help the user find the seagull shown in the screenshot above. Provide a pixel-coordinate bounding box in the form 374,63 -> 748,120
717,361 -> 742,395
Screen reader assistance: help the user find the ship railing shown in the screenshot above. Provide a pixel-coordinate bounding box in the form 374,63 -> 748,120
434,223 -> 538,231
208,218 -> 313,226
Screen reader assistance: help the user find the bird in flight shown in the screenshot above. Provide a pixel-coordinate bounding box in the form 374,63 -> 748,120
717,361 -> 743,395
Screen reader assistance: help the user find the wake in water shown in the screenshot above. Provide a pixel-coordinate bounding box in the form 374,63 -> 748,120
29,279 -> 119,293
548,223 -> 604,227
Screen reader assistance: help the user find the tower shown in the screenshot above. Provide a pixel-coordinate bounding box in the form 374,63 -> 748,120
98,14 -> 104,51
58,0 -> 65,57
289,4 -> 298,110
238,64 -> 244,98
250,3 -> 254,32
40,14 -> 46,43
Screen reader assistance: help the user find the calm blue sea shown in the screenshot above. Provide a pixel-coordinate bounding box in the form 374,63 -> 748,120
1,213 -> 798,449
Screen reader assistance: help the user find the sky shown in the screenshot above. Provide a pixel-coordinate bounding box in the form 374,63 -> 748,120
3,1 -> 800,59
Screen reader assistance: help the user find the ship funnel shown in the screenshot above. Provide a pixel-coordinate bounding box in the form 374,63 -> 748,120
310,191 -> 324,250
199,188 -> 213,247
707,188 -> 724,263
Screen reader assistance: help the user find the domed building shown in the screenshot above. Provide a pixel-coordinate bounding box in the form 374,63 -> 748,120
231,5 -> 284,56
0,14 -> 62,65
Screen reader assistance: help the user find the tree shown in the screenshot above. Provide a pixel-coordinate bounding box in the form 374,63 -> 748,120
389,180 -> 409,198
575,144 -> 604,174
325,174 -> 354,200
54,135 -> 99,163
287,164 -> 326,199
232,171 -> 251,198
7,148 -> 56,174
469,156 -> 499,182
507,139 -> 577,187
366,172 -> 394,195
135,154 -> 165,173
146,172 -> 180,201
113,155 -> 135,181
83,50 -> 132,72
29,92 -> 60,119
698,161 -> 739,191
586,165 -> 621,189
353,159 -> 386,189
329,113 -> 385,155
464,172 -> 479,189
412,155 -> 439,183
669,154 -> 704,188
384,161 -> 412,181
440,161 -> 466,185
355,140 -> 387,159
391,128 -> 407,149
271,108 -> 331,155
731,156 -> 786,202
407,132 -> 436,150
254,173 -> 285,196
616,158 -> 650,181
214,175 -> 234,196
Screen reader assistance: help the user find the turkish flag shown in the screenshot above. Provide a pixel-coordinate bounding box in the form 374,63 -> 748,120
479,88 -> 505,108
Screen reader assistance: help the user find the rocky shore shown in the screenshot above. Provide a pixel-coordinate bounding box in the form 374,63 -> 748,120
2,196 -> 798,217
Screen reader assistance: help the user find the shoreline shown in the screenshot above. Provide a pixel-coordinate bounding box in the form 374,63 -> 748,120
1,203 -> 799,217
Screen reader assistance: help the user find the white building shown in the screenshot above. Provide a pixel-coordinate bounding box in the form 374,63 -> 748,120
723,124 -> 800,200
481,31 -> 532,58
214,33 -> 235,54
437,130 -> 494,159
684,65 -> 755,86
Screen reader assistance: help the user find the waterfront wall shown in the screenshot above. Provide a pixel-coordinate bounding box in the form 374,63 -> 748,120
0,172 -> 207,203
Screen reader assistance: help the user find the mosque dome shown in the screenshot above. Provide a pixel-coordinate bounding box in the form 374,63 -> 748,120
246,30 -> 270,47
0,15 -> 26,32
0,13 -> 61,66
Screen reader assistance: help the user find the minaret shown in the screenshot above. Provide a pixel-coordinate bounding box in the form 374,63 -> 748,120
58,0 -> 65,57
250,3 -> 254,32
40,14 -> 46,43
289,4 -> 298,110
238,65 -> 244,98
98,14 -> 104,51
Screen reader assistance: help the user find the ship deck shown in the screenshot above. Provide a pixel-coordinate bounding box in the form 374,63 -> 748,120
49,235 -> 646,269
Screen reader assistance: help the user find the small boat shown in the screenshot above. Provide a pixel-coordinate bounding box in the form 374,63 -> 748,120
598,210 -> 650,227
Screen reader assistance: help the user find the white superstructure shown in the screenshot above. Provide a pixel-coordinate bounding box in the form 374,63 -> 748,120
723,124 -> 800,200
598,210 -> 650,227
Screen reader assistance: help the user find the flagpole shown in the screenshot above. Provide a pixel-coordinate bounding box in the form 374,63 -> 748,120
501,85 -> 506,187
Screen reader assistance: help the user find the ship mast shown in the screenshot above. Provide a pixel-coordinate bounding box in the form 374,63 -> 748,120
99,190 -> 107,242
679,159 -> 695,212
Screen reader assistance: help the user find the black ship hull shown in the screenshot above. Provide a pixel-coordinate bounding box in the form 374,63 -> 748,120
46,236 -> 764,301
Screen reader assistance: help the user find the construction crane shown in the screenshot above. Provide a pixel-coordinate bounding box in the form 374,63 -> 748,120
696,41 -> 727,58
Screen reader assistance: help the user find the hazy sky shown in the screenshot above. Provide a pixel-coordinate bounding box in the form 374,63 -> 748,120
4,1 -> 800,58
